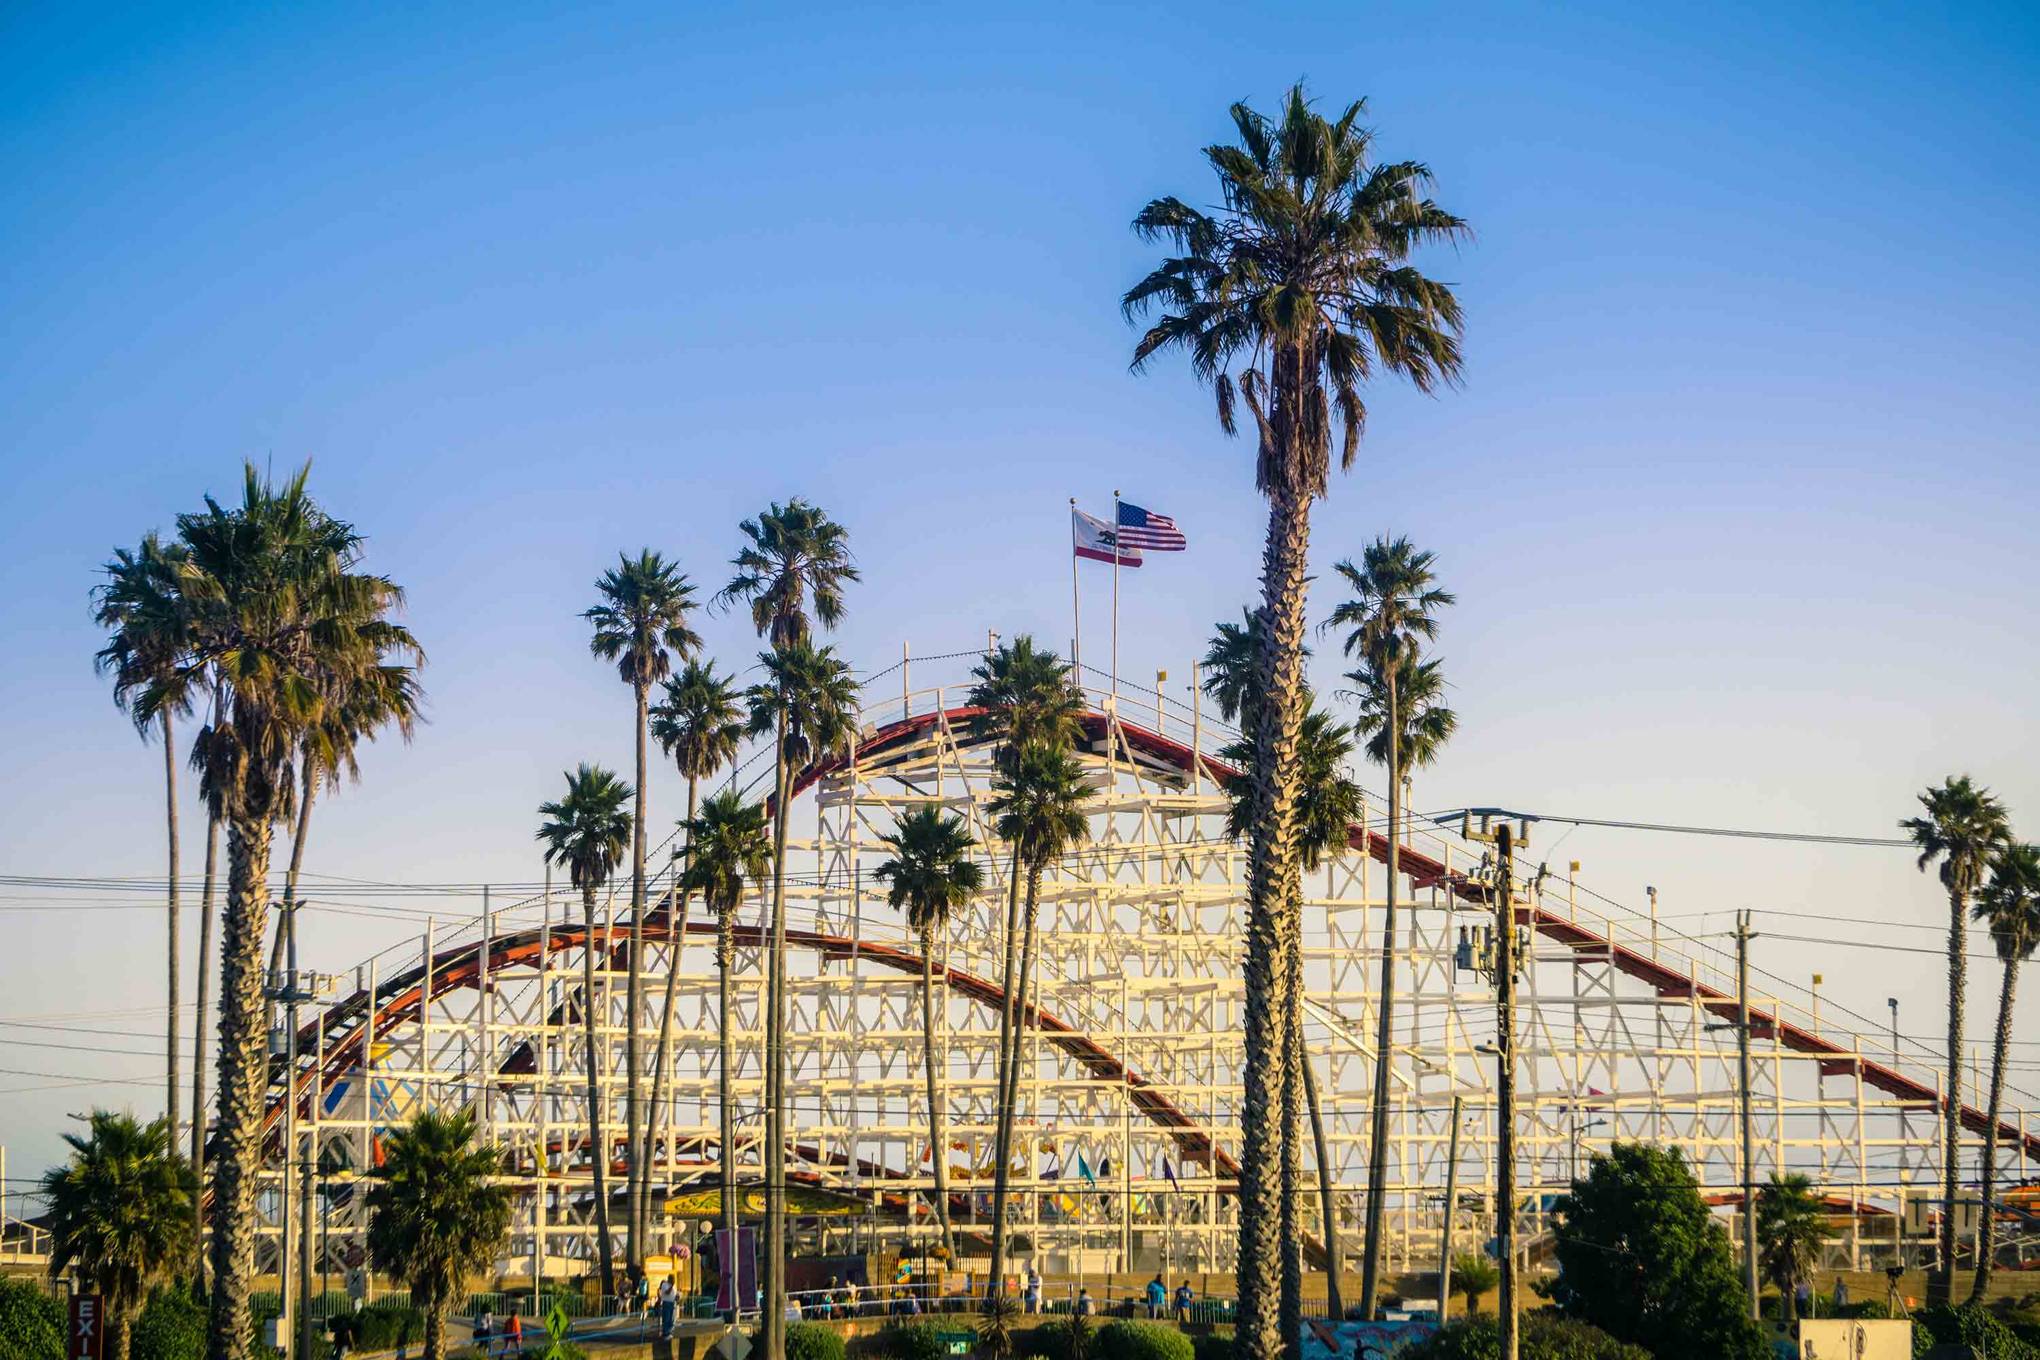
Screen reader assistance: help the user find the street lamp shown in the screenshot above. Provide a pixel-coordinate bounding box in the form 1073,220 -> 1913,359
1888,998 -> 1900,1067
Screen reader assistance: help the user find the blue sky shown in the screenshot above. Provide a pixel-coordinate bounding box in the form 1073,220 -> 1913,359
2,3 -> 2038,1173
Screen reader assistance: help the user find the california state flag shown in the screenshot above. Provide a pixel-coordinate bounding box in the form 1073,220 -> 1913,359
1072,507 -> 1142,567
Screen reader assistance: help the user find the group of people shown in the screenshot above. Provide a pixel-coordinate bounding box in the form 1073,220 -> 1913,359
625,1266 -> 682,1339
468,1307 -> 525,1358
1013,1266 -> 1193,1321
1145,1273 -> 1196,1322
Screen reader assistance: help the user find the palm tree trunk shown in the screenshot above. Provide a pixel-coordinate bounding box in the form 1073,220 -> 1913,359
625,682 -> 649,1271
191,814 -> 217,1296
580,886 -> 617,1298
718,920 -> 739,1321
1237,481 -> 1313,1360
111,1300 -> 133,1360
761,725 -> 790,1359
986,845 -> 1027,1303
996,861 -> 1048,1282
1935,884 -> 1967,1307
1303,1015 -> 1344,1319
1973,953 -> 2019,1299
644,777 -> 699,1255
1281,909 -> 1304,1342
164,710 -> 182,1152
921,926 -> 955,1253
1359,665 -> 1401,1318
264,766 -> 318,1042
424,1292 -> 445,1360
205,813 -> 277,1360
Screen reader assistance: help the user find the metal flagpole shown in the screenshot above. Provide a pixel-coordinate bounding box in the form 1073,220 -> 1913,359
1110,489 -> 1121,709
1069,499 -> 1082,678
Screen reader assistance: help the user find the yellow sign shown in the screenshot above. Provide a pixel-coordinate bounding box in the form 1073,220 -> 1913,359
662,1185 -> 865,1217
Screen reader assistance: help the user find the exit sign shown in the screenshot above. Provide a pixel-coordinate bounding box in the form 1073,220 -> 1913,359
69,1295 -> 104,1360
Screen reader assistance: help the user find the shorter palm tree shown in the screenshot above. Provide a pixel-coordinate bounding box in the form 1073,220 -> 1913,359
643,659 -> 744,1244
1901,775 -> 2012,1304
536,763 -> 634,1298
1756,1174 -> 1826,1323
984,741 -> 1093,1300
875,808 -> 985,1254
42,1112 -> 193,1360
1973,841 -> 2040,1296
1449,1253 -> 1499,1316
364,1110 -> 514,1360
678,789 -> 772,1321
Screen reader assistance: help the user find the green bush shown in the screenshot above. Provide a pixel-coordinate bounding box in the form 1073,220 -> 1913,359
1092,1318 -> 1193,1360
1911,1302 -> 2040,1360
877,1321 -> 951,1360
1408,1313 -> 1652,1360
786,1319 -> 850,1360
1023,1315 -> 1097,1360
131,1287 -> 206,1360
1191,1332 -> 1231,1360
351,1300 -> 426,1350
0,1278 -> 63,1360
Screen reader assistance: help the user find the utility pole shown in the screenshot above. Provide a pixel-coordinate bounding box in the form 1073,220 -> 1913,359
1465,813 -> 1524,1360
1737,911 -> 1759,1321
1437,1095 -> 1464,1323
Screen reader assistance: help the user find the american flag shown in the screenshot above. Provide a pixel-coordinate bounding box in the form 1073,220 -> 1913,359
1117,501 -> 1187,551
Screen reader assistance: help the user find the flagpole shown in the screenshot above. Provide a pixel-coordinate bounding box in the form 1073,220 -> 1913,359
1110,489 -> 1121,710
1069,498 -> 1083,681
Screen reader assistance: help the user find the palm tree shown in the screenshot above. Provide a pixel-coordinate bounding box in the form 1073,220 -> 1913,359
1125,87 -> 1467,1358
1972,841 -> 2040,1296
1755,1174 -> 1826,1324
1901,775 -> 2012,1305
536,763 -> 634,1299
90,534 -> 195,1238
644,660 -> 744,1244
363,1110 -> 514,1360
585,549 -> 700,1263
1449,1252 -> 1498,1316
718,499 -> 857,1354
985,741 -> 1093,1300
874,808 -> 986,1254
678,790 -> 772,1320
1325,535 -> 1454,1314
1345,653 -> 1458,778
162,465 -> 419,1360
1221,703 -> 1362,1320
42,1112 -> 193,1360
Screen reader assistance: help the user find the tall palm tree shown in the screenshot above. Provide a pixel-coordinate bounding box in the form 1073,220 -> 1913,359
985,741 -> 1093,1300
585,549 -> 700,1264
363,1110 -> 514,1360
1755,1174 -> 1826,1324
1126,88 -> 1467,1358
91,534 -> 195,1233
1326,535 -> 1454,1314
875,807 -> 986,1254
1221,703 -> 1362,1321
42,1112 -> 193,1360
536,763 -> 634,1299
1901,775 -> 2012,1305
678,790 -> 772,1320
644,660 -> 744,1245
718,500 -> 857,1355
1972,841 -> 2040,1296
161,464 -> 419,1360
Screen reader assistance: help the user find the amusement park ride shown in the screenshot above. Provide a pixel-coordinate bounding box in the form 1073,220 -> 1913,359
242,656 -> 2038,1290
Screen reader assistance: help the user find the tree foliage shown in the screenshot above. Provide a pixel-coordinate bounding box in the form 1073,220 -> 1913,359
1547,1142 -> 1766,1360
1755,1173 -> 1826,1322
1407,1312 -> 1652,1360
41,1112 -> 194,1360
364,1110 -> 513,1360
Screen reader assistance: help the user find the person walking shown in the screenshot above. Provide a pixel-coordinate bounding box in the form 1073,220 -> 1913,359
474,1306 -> 494,1357
1173,1281 -> 1193,1325
1145,1273 -> 1167,1319
502,1310 -> 523,1358
1075,1287 -> 1094,1317
1024,1266 -> 1042,1314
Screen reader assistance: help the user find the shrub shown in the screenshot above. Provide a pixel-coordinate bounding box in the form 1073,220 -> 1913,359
786,1319 -> 850,1360
0,1278 -> 63,1360
1023,1314 -> 1097,1360
131,1287 -> 206,1360
1191,1332 -> 1231,1360
1092,1318 -> 1193,1360
1911,1302 -> 2040,1360
352,1300 -> 426,1350
1408,1313 -> 1652,1360
878,1322 -> 950,1360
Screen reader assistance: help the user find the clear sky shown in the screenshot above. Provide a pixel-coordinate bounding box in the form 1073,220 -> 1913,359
2,3 -> 2038,1177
